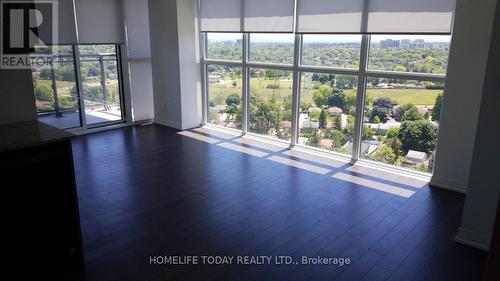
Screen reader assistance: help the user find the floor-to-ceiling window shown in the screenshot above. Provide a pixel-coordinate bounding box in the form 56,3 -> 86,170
30,44 -> 125,130
202,32 -> 450,174
199,0 -> 454,175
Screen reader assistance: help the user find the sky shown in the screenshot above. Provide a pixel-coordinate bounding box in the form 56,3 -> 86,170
206,33 -> 451,43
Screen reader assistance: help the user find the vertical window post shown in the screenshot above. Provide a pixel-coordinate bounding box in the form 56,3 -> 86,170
290,33 -> 302,146
200,33 -> 208,125
73,45 -> 87,129
99,55 -> 108,109
352,34 -> 370,161
50,60 -> 62,117
242,33 -> 249,134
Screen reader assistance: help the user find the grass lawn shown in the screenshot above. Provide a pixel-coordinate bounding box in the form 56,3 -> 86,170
367,88 -> 443,105
36,79 -> 75,91
207,77 -> 443,107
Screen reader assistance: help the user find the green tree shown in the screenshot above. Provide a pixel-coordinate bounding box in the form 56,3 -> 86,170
319,109 -> 327,129
249,95 -> 283,135
384,137 -> 403,157
329,130 -> 347,148
264,69 -> 287,84
225,93 -> 241,118
398,120 -> 438,153
334,115 -> 342,129
362,126 -> 374,140
327,89 -> 347,111
371,97 -> 394,122
402,106 -> 423,121
394,104 -> 417,121
345,91 -> 357,114
394,65 -> 407,72
39,69 -> 52,80
373,115 -> 381,124
431,94 -> 443,121
308,129 -> 322,147
386,128 -> 399,139
336,75 -> 356,89
34,84 -> 53,102
225,93 -> 240,108
370,144 -> 396,164
312,84 -> 332,107
312,73 -> 335,86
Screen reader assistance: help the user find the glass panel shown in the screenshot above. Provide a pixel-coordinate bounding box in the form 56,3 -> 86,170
249,68 -> 293,140
299,72 -> 358,155
368,35 -> 451,74
301,35 -> 362,68
361,78 -> 444,173
206,33 -> 242,61
249,33 -> 294,65
79,45 -> 123,126
207,65 -> 243,129
31,45 -> 81,129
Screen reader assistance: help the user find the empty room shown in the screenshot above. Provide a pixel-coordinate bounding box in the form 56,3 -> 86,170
0,0 -> 499,280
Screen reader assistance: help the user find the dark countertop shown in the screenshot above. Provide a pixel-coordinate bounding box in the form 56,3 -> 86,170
0,121 -> 74,153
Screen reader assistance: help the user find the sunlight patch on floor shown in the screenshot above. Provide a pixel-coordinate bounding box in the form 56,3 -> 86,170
332,172 -> 416,198
217,142 -> 269,158
268,155 -> 331,175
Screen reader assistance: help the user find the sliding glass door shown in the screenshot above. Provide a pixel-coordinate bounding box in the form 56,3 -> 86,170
31,44 -> 125,130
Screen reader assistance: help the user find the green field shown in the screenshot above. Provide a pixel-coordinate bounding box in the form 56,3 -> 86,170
208,77 -> 442,106
367,88 -> 443,105
36,79 -> 75,93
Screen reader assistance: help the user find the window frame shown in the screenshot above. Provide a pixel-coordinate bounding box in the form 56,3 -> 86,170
31,43 -> 128,131
200,32 -> 447,175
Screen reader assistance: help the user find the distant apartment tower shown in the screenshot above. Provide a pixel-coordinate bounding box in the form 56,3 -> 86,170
380,39 -> 400,48
399,39 -> 425,49
223,41 -> 235,47
401,39 -> 411,48
412,39 -> 425,49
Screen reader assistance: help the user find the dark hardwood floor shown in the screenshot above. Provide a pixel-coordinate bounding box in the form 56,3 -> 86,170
71,124 -> 487,281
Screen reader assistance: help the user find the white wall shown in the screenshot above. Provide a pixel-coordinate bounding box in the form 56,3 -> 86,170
177,0 -> 203,128
430,0 -> 498,193
128,61 -> 154,122
455,0 -> 500,251
0,69 -> 37,125
123,0 -> 154,122
148,0 -> 201,129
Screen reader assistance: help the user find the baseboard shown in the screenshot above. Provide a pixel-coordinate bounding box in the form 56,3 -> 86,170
429,175 -> 468,194
153,118 -> 182,130
455,227 -> 491,251
133,119 -> 154,126
181,122 -> 203,131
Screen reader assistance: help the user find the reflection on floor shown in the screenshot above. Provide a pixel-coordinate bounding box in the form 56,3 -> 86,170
181,126 -> 427,198
39,108 -> 122,129
72,124 -> 487,281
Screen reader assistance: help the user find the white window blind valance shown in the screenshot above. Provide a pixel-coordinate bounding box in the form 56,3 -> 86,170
200,0 -> 242,32
200,0 -> 456,34
367,0 -> 455,34
296,0 -> 364,33
75,0 -> 124,44
200,0 -> 294,32
54,0 -> 77,44
244,0 -> 294,32
26,0 -> 77,44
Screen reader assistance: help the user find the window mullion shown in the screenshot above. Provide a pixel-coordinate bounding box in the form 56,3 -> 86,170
352,34 -> 371,161
200,33 -> 208,125
73,44 -> 87,130
242,33 -> 250,134
291,33 -> 302,146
